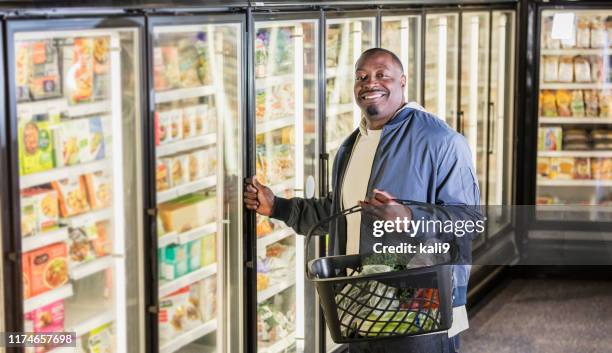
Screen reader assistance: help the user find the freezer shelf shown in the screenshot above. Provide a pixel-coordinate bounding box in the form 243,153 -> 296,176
258,278 -> 296,304
69,256 -> 114,281
157,176 -> 216,204
158,222 -> 217,249
259,332 -> 296,353
538,179 -> 612,187
22,227 -> 69,253
539,117 -> 612,124
20,159 -> 110,189
24,284 -> 74,313
538,151 -> 612,158
539,83 -> 612,90
256,73 -> 294,88
65,208 -> 113,228
257,227 -> 294,249
64,304 -> 116,337
157,133 -> 217,158
256,117 -> 295,135
155,85 -> 216,104
159,263 -> 217,298
17,99 -> 111,119
159,319 -> 217,353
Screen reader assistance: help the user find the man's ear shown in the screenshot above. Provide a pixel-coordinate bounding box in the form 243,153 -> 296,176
401,74 -> 406,87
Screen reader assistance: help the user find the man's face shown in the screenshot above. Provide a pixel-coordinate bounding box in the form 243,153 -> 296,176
354,52 -> 406,124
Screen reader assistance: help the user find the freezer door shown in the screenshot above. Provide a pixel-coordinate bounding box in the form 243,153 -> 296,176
253,17 -> 319,353
381,14 -> 422,104
8,18 -> 145,353
424,13 -> 459,129
325,17 -> 376,192
151,19 -> 243,353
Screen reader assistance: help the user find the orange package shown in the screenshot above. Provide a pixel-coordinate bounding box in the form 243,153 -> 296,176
84,171 -> 112,210
52,176 -> 90,217
92,221 -> 111,257
27,243 -> 69,297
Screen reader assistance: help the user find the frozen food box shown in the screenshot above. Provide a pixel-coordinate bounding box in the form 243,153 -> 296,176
178,39 -> 201,88
187,239 -> 202,273
18,120 -> 55,175
182,106 -> 197,138
21,194 -> 38,237
27,242 -> 68,297
188,150 -> 207,182
92,37 -> 110,101
550,157 -> 574,180
538,127 -> 562,151
169,155 -> 188,187
16,42 -> 32,102
159,46 -> 181,90
52,176 -> 90,217
52,118 -> 90,167
196,277 -> 217,322
201,233 -> 216,267
169,108 -> 183,141
157,110 -> 173,145
22,187 -> 60,234
159,194 -> 216,233
156,158 -> 171,191
88,117 -> 106,161
160,244 -> 189,280
84,323 -> 114,353
193,104 -> 208,135
24,299 -> 65,353
64,38 -> 95,104
92,221 -> 111,257
159,287 -> 192,340
28,40 -> 62,101
67,222 -> 99,266
84,170 -> 112,210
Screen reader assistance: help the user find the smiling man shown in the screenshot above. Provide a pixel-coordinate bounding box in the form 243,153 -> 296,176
245,48 -> 479,353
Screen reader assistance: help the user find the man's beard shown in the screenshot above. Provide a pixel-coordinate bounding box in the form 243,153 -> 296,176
366,105 -> 379,116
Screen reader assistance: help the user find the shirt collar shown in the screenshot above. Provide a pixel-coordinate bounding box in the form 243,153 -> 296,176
358,101 -> 426,136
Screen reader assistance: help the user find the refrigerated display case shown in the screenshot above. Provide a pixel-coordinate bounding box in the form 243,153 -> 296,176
253,16 -> 318,353
536,9 -> 612,209
150,16 -> 243,353
7,18 -> 145,353
381,14 -> 422,103
325,16 -> 375,188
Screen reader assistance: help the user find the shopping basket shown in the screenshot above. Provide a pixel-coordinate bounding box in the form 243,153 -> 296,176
305,202 -> 453,344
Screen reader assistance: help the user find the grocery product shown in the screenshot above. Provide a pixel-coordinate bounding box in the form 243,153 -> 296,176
257,273 -> 269,291
187,240 -> 202,272
159,194 -> 217,233
88,117 -> 106,161
256,217 -> 274,236
257,304 -> 294,345
558,57 -> 574,83
593,141 -> 612,150
570,90 -> 585,117
24,299 -> 65,353
584,90 -> 599,117
84,170 -> 112,210
21,187 -> 60,234
550,157 -> 574,180
18,120 -> 55,175
188,150 -> 207,182
590,17 -> 607,48
67,220 -> 110,265
156,158 -> 170,191
157,110 -> 173,145
28,40 -> 62,101
16,42 -> 32,102
574,57 -> 591,82
194,277 -> 217,322
201,233 -> 216,267
574,158 -> 591,179
178,38 -> 202,88
591,158 -> 612,180
542,17 -> 561,49
170,108 -> 183,141
590,129 -> 612,141
84,323 -> 114,353
543,56 -> 559,82
52,176 -> 90,217
64,38 -> 94,104
92,37 -> 110,101
540,90 -> 557,117
194,104 -> 207,135
26,242 -> 68,297
598,91 -> 612,117
157,46 -> 181,90
590,56 -> 604,83
182,106 -> 197,138
538,127 -> 562,151
206,147 -> 218,177
159,287 -> 200,340
160,244 -> 189,280
52,118 -> 89,167
555,90 -> 572,117
21,194 -> 37,237
169,155 -> 188,187
576,17 -> 591,48
538,157 -> 551,179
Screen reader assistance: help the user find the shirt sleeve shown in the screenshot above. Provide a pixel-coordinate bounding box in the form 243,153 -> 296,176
435,132 -> 481,206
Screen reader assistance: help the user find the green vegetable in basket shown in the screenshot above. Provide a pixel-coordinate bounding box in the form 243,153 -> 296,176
359,310 -> 438,336
362,253 -> 411,271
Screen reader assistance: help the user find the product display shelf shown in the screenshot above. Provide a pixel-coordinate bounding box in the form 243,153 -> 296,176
538,179 -> 612,187
259,332 -> 296,353
540,48 -> 612,56
255,73 -> 294,88
269,178 -> 296,194
159,263 -> 217,298
539,117 -> 612,124
327,102 -> 355,116
22,227 -> 69,253
64,207 -> 113,228
17,98 -> 111,118
538,150 -> 612,158
20,159 -> 110,189
69,255 -> 114,281
159,319 -> 217,353
539,82 -> 612,90
158,222 -> 217,249
24,284 -> 74,313
157,175 -> 216,204
256,116 -> 295,134
64,303 -> 116,337
157,133 -> 217,158
257,227 -> 295,249
257,277 -> 296,304
155,85 -> 216,104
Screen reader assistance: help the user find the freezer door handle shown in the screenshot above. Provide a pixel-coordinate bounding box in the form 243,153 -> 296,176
148,305 -> 159,314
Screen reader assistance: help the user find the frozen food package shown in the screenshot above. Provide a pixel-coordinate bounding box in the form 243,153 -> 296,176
590,17 -> 607,48
557,157 -> 575,180
194,104 -> 207,135
159,194 -> 216,233
590,56 -> 604,83
156,158 -> 171,191
196,277 -> 217,322
178,38 -> 201,88
88,117 -> 106,161
543,56 -> 559,82
556,90 -> 572,117
157,110 -> 173,145
84,323 -> 115,353
92,221 -> 111,257
194,32 -> 211,85
52,118 -> 90,167
570,90 -> 585,117
169,155 -> 188,187
26,242 -> 68,297
18,119 -> 55,175
542,17 -> 561,49
187,239 -> 202,272
64,38 -> 94,104
16,42 -> 32,102
607,18 -> 612,48
574,158 -> 591,179
20,194 -> 37,237
160,46 -> 181,90
591,158 -> 612,180
52,176 -> 90,217
537,157 -> 551,178
206,147 -> 218,177
169,108 -> 183,141
67,223 -> 96,265
92,37 -> 110,101
540,90 -> 557,117
599,91 -> 612,117
160,244 -> 189,280
84,170 -> 112,210
28,40 -> 62,101
182,106 -> 197,138
573,57 -> 591,82
558,57 -> 574,83
22,187 -> 60,233
584,90 -> 599,117
159,287 -> 191,340
188,150 -> 207,182
576,17 -> 590,48
26,299 -> 65,353
201,233 -> 216,267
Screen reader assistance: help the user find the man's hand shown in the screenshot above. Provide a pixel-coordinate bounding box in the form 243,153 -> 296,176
359,189 -> 412,221
244,177 -> 275,216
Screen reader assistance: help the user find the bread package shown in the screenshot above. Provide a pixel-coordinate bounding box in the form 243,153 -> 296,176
543,56 -> 559,82
584,90 -> 599,117
576,17 -> 591,48
558,57 -> 574,82
570,90 -> 585,117
590,17 -> 607,48
542,17 -> 561,49
555,90 -> 572,117
590,56 -> 604,83
540,90 -> 557,117
598,91 -> 612,117
574,57 -> 591,82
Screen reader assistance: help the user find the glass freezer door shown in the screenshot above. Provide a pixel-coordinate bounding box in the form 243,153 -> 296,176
381,15 -> 422,104
151,20 -> 243,353
254,18 -> 318,353
424,13 -> 459,129
10,20 -> 144,353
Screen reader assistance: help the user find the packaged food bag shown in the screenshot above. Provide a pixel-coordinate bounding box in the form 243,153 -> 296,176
84,323 -> 115,353
558,57 -> 574,83
52,176 -> 90,217
570,90 -> 585,117
556,90 -> 572,117
28,40 -> 62,101
18,120 -> 55,175
64,38 -> 95,104
27,242 -> 68,297
84,170 -> 112,210
540,90 -> 557,117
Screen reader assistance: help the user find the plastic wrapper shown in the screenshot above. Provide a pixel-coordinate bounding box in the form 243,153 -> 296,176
591,56 -> 604,83
558,57 -> 574,83
570,90 -> 585,117
574,158 -> 591,179
574,57 -> 591,82
543,56 -> 559,82
590,17 -> 607,48
576,17 -> 591,48
555,90 -> 572,117
598,91 -> 612,117
542,17 -> 561,49
540,90 -> 557,117
584,90 -> 599,117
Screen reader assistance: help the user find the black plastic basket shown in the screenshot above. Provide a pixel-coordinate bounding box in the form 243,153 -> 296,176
305,203 -> 453,344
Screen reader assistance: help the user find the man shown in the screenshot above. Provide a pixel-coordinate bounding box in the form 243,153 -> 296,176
245,48 -> 479,353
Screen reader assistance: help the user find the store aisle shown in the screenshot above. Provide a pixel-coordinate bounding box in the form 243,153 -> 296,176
462,279 -> 612,353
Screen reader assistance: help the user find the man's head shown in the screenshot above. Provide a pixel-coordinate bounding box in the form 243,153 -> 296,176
354,48 -> 406,129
